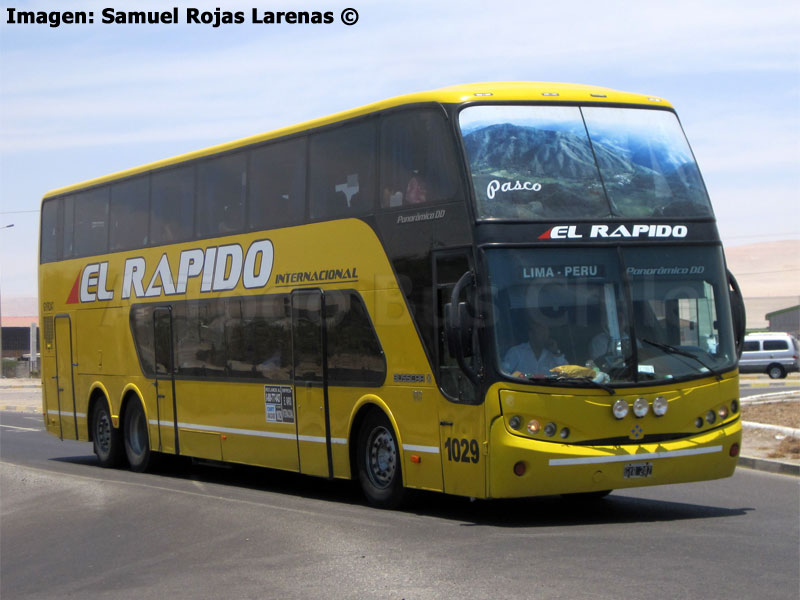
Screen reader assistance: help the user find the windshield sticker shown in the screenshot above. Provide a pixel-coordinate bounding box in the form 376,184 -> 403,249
486,179 -> 542,200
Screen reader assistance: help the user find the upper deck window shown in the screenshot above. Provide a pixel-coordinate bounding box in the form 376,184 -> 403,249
379,109 -> 460,208
459,105 -> 712,221
309,120 -> 376,219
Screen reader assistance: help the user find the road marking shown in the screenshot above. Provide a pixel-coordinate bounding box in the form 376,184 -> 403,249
0,424 -> 43,432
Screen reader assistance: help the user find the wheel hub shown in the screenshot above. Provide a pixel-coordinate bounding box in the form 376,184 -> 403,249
96,413 -> 111,452
367,426 -> 396,489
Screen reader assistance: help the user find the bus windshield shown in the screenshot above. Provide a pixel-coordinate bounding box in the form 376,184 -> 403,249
486,246 -> 736,385
459,105 -> 712,220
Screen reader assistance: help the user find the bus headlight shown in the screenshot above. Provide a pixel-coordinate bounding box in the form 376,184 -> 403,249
705,410 -> 716,425
544,422 -> 557,437
612,399 -> 629,419
527,419 -> 541,434
509,415 -> 521,430
632,398 -> 649,418
652,396 -> 668,417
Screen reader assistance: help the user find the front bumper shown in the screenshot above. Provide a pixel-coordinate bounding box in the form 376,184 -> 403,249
488,417 -> 741,498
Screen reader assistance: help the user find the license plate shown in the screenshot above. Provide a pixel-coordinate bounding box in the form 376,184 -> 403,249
623,462 -> 653,479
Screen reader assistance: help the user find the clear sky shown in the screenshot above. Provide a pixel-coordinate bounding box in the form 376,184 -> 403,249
1,0 -> 798,300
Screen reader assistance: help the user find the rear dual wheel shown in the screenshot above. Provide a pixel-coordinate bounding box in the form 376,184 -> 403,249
92,401 -> 123,468
123,399 -> 154,472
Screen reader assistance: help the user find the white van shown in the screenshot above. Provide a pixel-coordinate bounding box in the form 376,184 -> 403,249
739,332 -> 800,378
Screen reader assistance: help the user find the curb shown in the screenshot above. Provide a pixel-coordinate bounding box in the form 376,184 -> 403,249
737,456 -> 800,477
741,391 -> 799,404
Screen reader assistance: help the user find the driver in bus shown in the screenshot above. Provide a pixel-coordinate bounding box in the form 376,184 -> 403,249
503,310 -> 567,377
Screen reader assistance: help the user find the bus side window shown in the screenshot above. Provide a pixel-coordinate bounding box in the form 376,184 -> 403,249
248,137 -> 307,230
73,186 -> 109,258
196,153 -> 247,238
39,195 -> 73,263
309,120 -> 376,219
150,165 -> 194,246
40,198 -> 61,263
380,109 -> 460,208
325,291 -> 385,386
226,295 -> 292,381
109,175 -> 150,252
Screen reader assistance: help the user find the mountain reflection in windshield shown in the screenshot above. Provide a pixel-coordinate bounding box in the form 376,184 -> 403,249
459,105 -> 712,220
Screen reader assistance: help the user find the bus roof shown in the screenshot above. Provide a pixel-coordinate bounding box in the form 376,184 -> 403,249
42,82 -> 673,200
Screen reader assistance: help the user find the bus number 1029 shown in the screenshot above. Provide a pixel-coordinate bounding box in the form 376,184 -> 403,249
444,438 -> 480,463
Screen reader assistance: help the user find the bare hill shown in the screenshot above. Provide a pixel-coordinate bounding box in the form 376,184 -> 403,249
724,240 -> 800,298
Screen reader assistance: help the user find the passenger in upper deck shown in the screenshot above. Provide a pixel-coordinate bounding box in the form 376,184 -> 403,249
503,311 -> 567,377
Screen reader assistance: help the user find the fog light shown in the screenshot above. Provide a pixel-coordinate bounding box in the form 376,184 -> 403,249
652,396 -> 668,417
730,443 -> 740,457
527,419 -> 541,434
513,461 -> 526,476
612,399 -> 629,419
560,427 -> 570,439
633,398 -> 649,418
695,417 -> 704,428
509,415 -> 521,430
544,422 -> 557,437
705,410 -> 716,425
730,399 -> 739,414
718,406 -> 728,419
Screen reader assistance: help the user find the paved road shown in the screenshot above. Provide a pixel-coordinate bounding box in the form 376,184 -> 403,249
741,385 -> 800,398
1,411 -> 798,600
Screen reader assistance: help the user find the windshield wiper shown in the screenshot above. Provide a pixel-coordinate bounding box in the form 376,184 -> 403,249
641,339 -> 722,381
526,374 -> 616,395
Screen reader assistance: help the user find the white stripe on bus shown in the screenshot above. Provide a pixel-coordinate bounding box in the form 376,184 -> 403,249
47,410 -> 87,418
548,445 -> 723,466
403,444 -> 440,454
148,420 -> 346,445
147,419 -> 436,452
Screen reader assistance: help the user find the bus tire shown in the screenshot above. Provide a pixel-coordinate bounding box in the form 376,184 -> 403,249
123,398 -> 153,472
92,401 -> 123,468
356,410 -> 406,509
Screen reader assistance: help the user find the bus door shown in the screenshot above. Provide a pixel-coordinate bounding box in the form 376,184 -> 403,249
153,307 -> 179,455
291,290 -> 332,478
52,315 -> 78,440
434,252 -> 486,498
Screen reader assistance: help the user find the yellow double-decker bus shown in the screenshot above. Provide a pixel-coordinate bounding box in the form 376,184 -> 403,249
39,82 -> 746,507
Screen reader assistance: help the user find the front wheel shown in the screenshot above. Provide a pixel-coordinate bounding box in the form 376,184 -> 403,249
357,410 -> 406,509
123,399 -> 153,472
92,401 -> 123,468
767,364 -> 786,379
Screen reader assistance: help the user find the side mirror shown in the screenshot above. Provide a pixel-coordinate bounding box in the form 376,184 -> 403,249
727,269 -> 746,359
445,301 -> 474,358
444,271 -> 480,386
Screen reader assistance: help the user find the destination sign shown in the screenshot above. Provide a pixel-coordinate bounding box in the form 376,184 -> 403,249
522,264 -> 606,279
